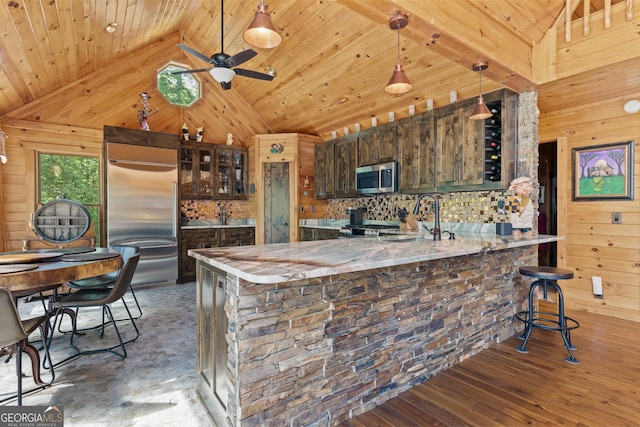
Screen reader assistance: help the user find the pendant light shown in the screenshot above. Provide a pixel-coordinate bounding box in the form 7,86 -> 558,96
243,1 -> 282,49
470,61 -> 492,120
385,11 -> 412,95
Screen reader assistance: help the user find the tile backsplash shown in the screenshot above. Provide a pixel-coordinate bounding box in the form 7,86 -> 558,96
328,191 -> 514,223
181,200 -> 245,221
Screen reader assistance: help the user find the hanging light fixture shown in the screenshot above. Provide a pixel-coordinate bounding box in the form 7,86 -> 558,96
385,11 -> 412,95
470,61 -> 493,120
243,1 -> 282,49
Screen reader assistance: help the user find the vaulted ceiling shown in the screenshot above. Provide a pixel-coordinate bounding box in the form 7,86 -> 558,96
0,0 -> 634,139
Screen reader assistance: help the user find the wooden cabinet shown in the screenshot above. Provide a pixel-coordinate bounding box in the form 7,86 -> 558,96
314,141 -> 335,200
397,114 -> 436,194
358,126 -> 396,166
435,89 -> 517,191
312,89 -> 517,198
220,227 -> 255,247
300,227 -> 341,241
334,135 -> 358,198
179,226 -> 255,282
180,143 -> 214,198
180,228 -> 220,282
180,143 -> 248,200
215,146 -> 248,200
435,104 -> 484,189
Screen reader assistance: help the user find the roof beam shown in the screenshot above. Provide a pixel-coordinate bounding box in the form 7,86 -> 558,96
338,0 -> 536,93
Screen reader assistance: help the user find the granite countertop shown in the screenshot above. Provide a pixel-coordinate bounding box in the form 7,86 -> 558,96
189,231 -> 563,284
182,219 -> 255,229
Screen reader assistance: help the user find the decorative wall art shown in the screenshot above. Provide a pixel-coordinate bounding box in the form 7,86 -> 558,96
572,141 -> 634,200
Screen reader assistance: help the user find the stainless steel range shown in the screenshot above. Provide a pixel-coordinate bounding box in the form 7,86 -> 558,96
339,224 -> 401,237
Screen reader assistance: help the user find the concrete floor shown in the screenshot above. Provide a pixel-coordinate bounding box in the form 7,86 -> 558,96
1,282 -> 213,426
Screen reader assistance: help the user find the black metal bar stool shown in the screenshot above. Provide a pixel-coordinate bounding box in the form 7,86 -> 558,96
515,266 -> 580,364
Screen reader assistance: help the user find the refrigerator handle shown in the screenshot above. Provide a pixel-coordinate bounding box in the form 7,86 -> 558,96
173,182 -> 178,239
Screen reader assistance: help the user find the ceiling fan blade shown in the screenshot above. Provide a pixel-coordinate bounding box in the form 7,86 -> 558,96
225,49 -> 257,67
234,68 -> 275,81
177,44 -> 213,64
171,68 -> 212,74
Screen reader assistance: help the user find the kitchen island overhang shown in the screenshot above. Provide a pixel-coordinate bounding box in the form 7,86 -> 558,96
190,234 -> 562,426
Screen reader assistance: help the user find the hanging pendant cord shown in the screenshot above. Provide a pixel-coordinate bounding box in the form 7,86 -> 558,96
220,0 -> 225,52
396,27 -> 401,63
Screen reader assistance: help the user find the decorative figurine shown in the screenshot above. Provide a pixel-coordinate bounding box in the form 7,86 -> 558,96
196,126 -> 204,142
182,123 -> 190,141
270,143 -> 283,154
137,92 -> 157,131
508,176 -> 535,239
226,133 -> 233,145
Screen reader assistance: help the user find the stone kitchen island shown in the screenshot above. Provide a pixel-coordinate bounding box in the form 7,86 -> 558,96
189,232 -> 562,426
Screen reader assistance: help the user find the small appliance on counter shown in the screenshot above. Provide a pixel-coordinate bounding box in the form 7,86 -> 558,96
347,207 -> 366,226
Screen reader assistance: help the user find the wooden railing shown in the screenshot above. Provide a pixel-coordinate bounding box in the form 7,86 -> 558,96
558,0 -> 635,42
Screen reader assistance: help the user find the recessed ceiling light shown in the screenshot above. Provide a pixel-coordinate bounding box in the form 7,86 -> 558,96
105,22 -> 118,33
623,99 -> 640,114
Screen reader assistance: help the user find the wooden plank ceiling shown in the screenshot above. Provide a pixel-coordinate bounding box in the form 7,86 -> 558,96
0,0 -> 630,137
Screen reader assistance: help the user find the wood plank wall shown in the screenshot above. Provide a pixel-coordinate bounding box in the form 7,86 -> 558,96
0,119 -> 103,251
539,93 -> 640,322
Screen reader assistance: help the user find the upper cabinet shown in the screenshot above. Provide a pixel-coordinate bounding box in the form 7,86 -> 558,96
334,134 -> 358,198
435,89 -> 517,192
180,142 -> 247,200
397,114 -> 436,194
314,141 -> 335,199
312,89 -> 518,199
357,126 -> 396,166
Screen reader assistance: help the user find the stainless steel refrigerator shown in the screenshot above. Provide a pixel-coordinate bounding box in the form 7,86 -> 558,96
106,142 -> 178,285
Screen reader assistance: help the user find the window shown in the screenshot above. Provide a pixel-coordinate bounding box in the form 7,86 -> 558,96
157,62 -> 202,107
38,153 -> 101,244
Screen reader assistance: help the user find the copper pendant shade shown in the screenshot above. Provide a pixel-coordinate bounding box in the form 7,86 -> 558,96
385,11 -> 412,94
470,61 -> 492,120
243,1 -> 282,49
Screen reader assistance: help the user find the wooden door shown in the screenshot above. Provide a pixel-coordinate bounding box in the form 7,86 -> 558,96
264,162 -> 290,244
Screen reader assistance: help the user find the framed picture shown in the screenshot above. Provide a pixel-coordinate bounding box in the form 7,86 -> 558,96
572,141 -> 634,201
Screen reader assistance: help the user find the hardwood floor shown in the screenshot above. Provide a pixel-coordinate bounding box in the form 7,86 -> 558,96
340,309 -> 640,426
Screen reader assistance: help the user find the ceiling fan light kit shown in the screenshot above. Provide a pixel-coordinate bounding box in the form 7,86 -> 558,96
172,0 -> 275,90
244,1 -> 282,49
470,61 -> 493,120
385,11 -> 412,95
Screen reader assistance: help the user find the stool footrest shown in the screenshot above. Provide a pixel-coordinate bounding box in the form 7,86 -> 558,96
515,310 -> 580,333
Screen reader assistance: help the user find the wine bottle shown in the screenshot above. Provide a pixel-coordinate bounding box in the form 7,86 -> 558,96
490,154 -> 501,161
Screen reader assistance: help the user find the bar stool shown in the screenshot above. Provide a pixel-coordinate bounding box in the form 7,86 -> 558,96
515,266 -> 580,364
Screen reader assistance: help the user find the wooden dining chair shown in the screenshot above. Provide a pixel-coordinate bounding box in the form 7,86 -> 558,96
48,254 -> 140,366
0,287 -> 55,405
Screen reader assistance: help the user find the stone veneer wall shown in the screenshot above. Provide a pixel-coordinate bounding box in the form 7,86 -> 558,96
224,246 -> 536,426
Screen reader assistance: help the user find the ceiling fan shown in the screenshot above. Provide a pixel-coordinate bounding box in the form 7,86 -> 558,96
172,0 -> 274,90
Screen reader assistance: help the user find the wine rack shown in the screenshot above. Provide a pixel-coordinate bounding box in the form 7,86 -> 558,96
484,100 -> 502,182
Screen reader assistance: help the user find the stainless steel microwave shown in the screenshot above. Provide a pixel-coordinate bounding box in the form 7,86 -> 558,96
355,161 -> 397,195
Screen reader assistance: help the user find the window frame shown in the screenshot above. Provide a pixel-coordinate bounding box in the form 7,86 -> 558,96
157,61 -> 203,108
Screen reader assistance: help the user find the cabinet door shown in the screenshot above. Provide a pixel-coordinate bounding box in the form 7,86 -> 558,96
314,142 -> 335,199
220,227 -> 255,247
180,146 -> 196,197
215,148 -> 232,197
358,127 -> 397,166
198,145 -> 214,197
397,114 -> 436,193
436,106 -> 483,189
436,107 -> 462,187
334,135 -> 357,197
180,229 -> 220,282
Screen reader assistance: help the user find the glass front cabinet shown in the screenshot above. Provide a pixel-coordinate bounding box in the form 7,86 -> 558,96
180,143 -> 247,200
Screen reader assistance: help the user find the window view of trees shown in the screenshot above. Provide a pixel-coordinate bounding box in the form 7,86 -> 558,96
39,153 -> 101,244
157,63 -> 201,107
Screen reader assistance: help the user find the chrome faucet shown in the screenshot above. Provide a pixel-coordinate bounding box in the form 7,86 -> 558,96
413,194 -> 441,241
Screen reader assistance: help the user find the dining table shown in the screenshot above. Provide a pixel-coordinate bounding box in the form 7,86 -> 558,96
0,247 -> 122,387
0,247 -> 122,297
